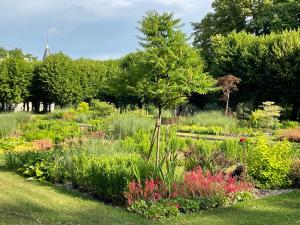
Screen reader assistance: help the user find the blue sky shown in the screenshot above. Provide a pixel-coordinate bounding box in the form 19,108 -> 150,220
0,0 -> 213,60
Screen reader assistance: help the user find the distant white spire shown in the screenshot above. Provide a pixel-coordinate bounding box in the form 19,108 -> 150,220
43,23 -> 50,60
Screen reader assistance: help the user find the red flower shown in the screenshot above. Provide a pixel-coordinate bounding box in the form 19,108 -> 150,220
239,137 -> 247,143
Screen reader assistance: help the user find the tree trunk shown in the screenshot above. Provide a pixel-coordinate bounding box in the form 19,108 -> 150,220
291,100 -> 300,121
225,94 -> 230,116
147,123 -> 158,161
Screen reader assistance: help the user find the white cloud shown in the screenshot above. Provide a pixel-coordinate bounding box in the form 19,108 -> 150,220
0,0 -> 211,21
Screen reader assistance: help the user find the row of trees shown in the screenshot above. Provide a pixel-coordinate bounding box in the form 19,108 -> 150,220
0,54 -> 121,111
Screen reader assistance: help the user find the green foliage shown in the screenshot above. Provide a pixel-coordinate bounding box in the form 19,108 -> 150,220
128,200 -> 179,219
22,120 -> 81,143
0,115 -> 17,137
3,150 -> 49,172
236,102 -> 253,120
281,121 -> 299,129
51,147 -> 149,203
125,11 -> 215,111
173,195 -> 230,213
0,57 -> 34,104
90,100 -> 117,117
250,101 -> 282,130
120,130 -> 151,155
33,53 -> 82,107
179,111 -> 237,133
0,112 -> 32,137
177,125 -> 224,135
248,137 -> 293,188
193,0 -> 300,56
207,30 -> 300,113
76,102 -> 89,112
106,112 -> 154,139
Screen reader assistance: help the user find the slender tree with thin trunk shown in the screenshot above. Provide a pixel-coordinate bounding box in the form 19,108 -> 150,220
134,11 -> 216,167
217,75 -> 241,116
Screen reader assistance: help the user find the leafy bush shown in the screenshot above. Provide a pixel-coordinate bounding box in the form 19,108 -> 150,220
185,149 -> 235,174
49,144 -> 152,204
280,128 -> 300,143
22,120 -> 81,143
281,121 -> 299,129
247,138 -> 293,188
120,130 -> 151,155
176,167 -> 253,199
236,102 -> 253,120
128,200 -> 179,219
90,100 -> 117,117
76,102 -> 89,112
179,111 -> 237,133
250,101 -> 282,130
125,167 -> 253,217
3,150 -> 50,172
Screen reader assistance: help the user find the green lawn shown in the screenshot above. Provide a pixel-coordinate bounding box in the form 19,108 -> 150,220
0,171 -> 299,225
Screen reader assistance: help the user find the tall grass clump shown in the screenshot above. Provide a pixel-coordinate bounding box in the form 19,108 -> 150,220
107,112 -> 154,139
0,112 -> 32,137
0,116 -> 17,137
179,111 -> 238,133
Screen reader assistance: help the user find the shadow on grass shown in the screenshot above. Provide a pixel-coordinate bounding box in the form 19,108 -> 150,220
1,171 -> 300,225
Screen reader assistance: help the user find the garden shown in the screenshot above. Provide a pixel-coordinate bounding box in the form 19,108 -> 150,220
0,99 -> 299,219
1,1 -> 300,223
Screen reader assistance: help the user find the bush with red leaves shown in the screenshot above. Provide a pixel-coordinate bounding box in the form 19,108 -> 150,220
124,167 -> 253,206
124,179 -> 168,205
177,167 -> 253,199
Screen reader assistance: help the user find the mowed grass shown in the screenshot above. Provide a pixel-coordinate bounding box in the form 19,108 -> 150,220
0,171 -> 300,225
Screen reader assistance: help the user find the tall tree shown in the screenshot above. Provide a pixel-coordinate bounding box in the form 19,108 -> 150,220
192,0 -> 300,59
0,58 -> 33,109
134,11 -> 215,166
33,53 -> 82,110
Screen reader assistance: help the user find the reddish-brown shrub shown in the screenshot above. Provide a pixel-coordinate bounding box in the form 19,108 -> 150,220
124,167 -> 253,206
179,167 -> 253,198
280,128 -> 300,142
32,139 -> 53,151
124,179 -> 167,205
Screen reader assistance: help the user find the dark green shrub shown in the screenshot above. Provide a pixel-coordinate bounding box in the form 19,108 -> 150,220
3,150 -> 51,182
236,102 -> 253,120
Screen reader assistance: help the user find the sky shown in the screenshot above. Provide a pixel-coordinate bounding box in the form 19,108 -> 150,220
0,0 -> 213,60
